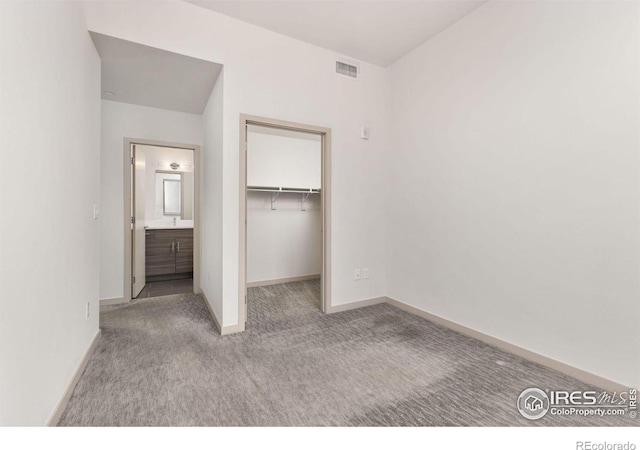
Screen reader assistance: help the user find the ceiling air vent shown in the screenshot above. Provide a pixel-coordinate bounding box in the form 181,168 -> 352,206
336,61 -> 358,79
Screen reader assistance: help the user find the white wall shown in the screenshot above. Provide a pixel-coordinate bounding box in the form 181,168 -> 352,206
247,126 -> 322,283
86,2 -> 389,326
388,1 -> 640,387
247,193 -> 321,283
201,72 -> 224,320
182,172 -> 194,221
100,100 -> 202,300
0,2 -> 101,425
247,126 -> 322,189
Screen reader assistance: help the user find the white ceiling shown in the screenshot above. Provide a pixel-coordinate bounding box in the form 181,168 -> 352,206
90,32 -> 223,114
188,1 -> 487,67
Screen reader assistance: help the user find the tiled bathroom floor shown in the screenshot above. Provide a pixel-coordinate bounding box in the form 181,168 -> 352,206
136,278 -> 193,298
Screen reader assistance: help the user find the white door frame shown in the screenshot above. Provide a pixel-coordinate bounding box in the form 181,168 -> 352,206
123,138 -> 202,303
132,148 -> 147,298
239,114 -> 332,328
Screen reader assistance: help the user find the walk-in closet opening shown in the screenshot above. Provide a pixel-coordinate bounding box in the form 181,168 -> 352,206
239,116 -> 332,328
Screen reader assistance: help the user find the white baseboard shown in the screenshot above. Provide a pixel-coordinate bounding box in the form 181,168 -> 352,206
219,322 -> 245,335
385,297 -> 630,393
47,329 -> 101,426
200,290 -> 222,333
199,291 -> 244,336
99,296 -> 128,306
325,296 -> 387,314
247,274 -> 320,288
215,293 -> 382,332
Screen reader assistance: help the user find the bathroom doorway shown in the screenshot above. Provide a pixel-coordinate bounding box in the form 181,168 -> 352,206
124,139 -> 201,301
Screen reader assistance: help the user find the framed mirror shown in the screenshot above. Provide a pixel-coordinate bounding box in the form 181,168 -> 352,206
159,175 -> 182,216
155,170 -> 193,220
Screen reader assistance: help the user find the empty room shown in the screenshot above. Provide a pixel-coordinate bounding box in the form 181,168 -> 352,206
0,0 -> 638,447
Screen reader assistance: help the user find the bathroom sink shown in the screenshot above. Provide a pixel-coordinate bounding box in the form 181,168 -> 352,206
144,220 -> 194,229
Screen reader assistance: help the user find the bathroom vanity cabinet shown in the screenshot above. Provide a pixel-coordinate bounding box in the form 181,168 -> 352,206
145,228 -> 193,277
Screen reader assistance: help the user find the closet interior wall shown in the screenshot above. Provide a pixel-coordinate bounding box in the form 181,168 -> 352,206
246,125 -> 322,285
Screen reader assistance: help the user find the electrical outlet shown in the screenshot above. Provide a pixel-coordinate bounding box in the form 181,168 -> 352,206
86,302 -> 90,318
93,205 -> 99,220
354,269 -> 361,281
363,268 -> 370,279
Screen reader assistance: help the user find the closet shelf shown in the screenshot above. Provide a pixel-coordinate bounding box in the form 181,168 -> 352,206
247,186 -> 320,211
247,186 -> 320,194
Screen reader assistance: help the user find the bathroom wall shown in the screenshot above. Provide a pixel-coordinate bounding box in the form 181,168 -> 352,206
136,145 -> 195,224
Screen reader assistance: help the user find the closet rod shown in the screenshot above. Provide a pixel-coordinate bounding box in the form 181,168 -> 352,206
247,186 -> 320,210
247,186 -> 320,194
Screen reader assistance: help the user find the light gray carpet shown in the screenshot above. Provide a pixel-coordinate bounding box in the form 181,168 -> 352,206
59,280 -> 636,426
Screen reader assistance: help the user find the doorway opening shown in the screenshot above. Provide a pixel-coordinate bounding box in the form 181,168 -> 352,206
124,139 -> 201,302
239,115 -> 332,329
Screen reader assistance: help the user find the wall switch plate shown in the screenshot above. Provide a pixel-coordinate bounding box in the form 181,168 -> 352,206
363,268 -> 370,279
354,269 -> 361,281
360,126 -> 370,140
86,302 -> 90,318
93,205 -> 99,220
